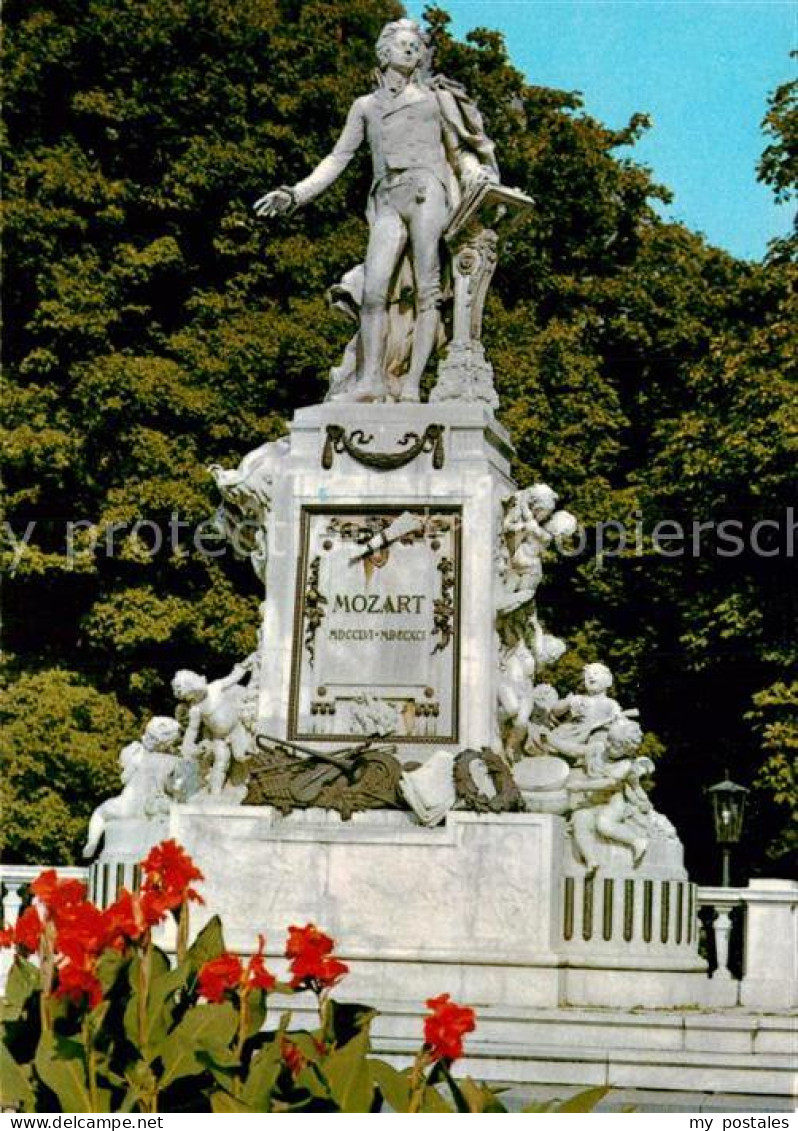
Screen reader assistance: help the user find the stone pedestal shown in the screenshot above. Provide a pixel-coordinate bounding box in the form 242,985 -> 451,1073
256,403 -> 514,760
95,807 -> 707,1010
739,879 -> 798,1009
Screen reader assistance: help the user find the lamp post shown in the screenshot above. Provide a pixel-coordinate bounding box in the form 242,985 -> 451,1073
707,772 -> 749,887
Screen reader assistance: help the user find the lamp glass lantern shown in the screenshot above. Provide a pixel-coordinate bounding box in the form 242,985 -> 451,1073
707,773 -> 748,886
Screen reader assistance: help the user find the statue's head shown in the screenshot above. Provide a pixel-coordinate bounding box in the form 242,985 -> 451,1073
375,18 -> 428,72
142,715 -> 181,752
537,630 -> 566,667
583,662 -> 613,694
606,715 -> 644,758
523,483 -> 558,522
172,669 -> 207,702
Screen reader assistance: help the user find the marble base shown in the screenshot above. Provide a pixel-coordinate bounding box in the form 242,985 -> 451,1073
94,807 -> 708,1010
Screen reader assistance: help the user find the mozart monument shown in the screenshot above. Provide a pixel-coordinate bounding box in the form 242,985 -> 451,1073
88,18 -> 710,1028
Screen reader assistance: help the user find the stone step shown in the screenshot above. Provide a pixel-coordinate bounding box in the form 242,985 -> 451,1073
368,1002 -> 797,1058
288,999 -> 797,1098
375,1038 -> 796,1098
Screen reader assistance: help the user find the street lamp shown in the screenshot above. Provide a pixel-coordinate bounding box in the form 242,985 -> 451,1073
707,772 -> 749,887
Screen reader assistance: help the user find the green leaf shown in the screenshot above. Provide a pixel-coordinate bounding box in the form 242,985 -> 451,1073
157,1002 -> 238,1090
240,1040 -> 282,1111
95,948 -> 128,994
1,1042 -> 34,1111
243,987 -> 268,1040
419,1084 -> 454,1113
324,1000 -> 377,1048
196,1044 -> 241,1091
323,1028 -> 374,1113
4,958 -> 40,1019
123,990 -> 169,1060
211,1090 -> 253,1113
439,1062 -> 470,1112
458,1076 -> 508,1113
553,1085 -> 610,1112
369,1059 -> 411,1112
186,916 -> 226,971
34,1032 -> 109,1114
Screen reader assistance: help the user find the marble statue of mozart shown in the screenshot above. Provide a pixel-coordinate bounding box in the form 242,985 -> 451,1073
255,18 -> 501,403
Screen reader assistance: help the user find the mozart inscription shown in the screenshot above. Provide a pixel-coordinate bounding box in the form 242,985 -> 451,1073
288,506 -> 461,743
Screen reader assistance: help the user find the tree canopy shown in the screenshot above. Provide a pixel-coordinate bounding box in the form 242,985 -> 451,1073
3,0 -> 795,874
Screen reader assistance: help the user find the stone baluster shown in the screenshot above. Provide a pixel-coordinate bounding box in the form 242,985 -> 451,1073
712,905 -> 734,978
0,880 -> 25,994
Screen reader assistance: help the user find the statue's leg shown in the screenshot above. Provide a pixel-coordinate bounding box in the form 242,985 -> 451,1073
360,202 -> 407,398
402,181 -> 447,400
209,740 -> 231,795
595,808 -> 648,863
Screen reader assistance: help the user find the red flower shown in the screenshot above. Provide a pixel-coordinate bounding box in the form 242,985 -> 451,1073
246,935 -> 277,993
423,994 -> 476,1062
0,927 -> 14,948
285,923 -> 348,992
30,871 -> 87,914
141,840 -> 204,912
55,901 -> 110,963
280,1038 -> 306,1078
12,906 -> 45,954
198,937 -> 277,1002
285,923 -> 334,960
198,953 -> 244,1003
103,889 -> 146,946
55,958 -> 103,1009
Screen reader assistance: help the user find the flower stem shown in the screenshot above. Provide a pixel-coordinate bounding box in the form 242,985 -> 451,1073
176,903 -> 189,965
233,991 -> 249,1097
83,1015 -> 100,1113
407,1049 -> 431,1113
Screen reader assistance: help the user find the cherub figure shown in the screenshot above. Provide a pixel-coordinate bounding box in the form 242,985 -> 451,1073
545,662 -> 635,758
496,618 -> 566,758
566,716 -> 653,872
172,656 -> 255,795
499,484 -> 577,609
83,716 -> 180,857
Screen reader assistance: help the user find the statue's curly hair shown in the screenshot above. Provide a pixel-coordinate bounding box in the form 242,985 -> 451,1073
375,18 -> 429,69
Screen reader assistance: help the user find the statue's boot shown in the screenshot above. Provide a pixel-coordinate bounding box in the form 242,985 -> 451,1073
357,306 -> 388,401
399,306 -> 439,402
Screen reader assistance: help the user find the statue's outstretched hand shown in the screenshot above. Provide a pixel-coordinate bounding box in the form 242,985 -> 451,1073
253,187 -> 295,218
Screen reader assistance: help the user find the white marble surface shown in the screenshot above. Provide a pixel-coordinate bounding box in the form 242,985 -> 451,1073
255,403 -> 515,760
96,806 -> 710,1009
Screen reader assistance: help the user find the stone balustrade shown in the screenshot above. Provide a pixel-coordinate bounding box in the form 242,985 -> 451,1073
1,864 -> 795,1011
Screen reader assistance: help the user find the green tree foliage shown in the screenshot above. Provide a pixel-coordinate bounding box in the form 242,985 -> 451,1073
0,670 -> 137,863
2,0 -> 794,872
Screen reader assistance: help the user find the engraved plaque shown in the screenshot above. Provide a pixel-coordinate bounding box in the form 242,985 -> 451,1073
289,506 -> 461,742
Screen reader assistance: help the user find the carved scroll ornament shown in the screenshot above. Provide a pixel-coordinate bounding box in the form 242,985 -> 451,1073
321,424 -> 445,471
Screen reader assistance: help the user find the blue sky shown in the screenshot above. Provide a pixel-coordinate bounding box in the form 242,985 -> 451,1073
407,0 -> 796,261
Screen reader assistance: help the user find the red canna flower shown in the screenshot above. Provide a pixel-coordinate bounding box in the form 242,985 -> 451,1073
423,994 -> 476,1063
198,953 -> 244,1003
103,889 -> 147,947
285,923 -> 334,960
246,935 -> 277,993
280,1038 -> 306,1078
30,871 -> 87,914
141,840 -> 204,912
285,923 -> 348,992
2,906 -> 45,955
55,901 -> 110,963
55,958 -> 103,1010
198,936 -> 277,1002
